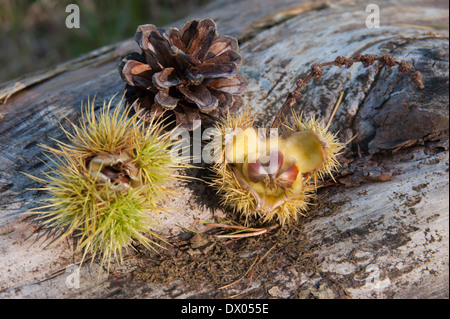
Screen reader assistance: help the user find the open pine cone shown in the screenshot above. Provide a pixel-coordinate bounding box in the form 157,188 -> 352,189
118,18 -> 247,131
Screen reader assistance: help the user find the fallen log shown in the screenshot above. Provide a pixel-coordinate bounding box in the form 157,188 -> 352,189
0,0 -> 448,299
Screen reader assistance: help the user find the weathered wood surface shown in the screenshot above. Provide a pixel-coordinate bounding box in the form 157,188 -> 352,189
0,0 -> 448,298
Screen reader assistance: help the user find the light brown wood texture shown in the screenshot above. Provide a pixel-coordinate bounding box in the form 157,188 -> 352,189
0,0 -> 448,298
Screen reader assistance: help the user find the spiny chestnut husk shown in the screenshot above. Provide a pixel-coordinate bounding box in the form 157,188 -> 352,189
118,18 -> 247,131
210,109 -> 346,225
27,96 -> 186,266
282,111 -> 345,185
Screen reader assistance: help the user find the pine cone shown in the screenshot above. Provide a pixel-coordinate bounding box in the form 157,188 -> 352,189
118,18 -> 247,131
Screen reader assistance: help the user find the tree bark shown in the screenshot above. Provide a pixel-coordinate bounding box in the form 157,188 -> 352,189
0,0 -> 448,298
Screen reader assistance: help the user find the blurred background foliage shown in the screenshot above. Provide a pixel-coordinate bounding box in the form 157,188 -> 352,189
0,0 -> 210,83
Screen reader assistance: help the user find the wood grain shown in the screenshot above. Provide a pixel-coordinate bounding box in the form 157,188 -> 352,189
0,0 -> 448,298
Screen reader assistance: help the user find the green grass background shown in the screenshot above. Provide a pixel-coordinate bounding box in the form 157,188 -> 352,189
0,0 -> 209,83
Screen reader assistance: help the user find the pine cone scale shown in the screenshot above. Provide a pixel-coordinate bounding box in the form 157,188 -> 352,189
179,85 -> 218,113
194,61 -> 238,79
180,20 -> 200,50
135,25 -> 166,72
155,90 -> 179,110
204,49 -> 242,67
171,46 -> 201,68
209,88 -> 232,111
121,60 -> 154,89
174,105 -> 202,130
152,67 -> 180,89
166,28 -> 187,52
188,19 -> 217,60
207,36 -> 239,58
134,24 -> 160,48
208,74 -> 247,94
148,32 -> 177,68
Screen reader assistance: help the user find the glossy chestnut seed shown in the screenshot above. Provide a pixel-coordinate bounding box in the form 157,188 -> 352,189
247,160 -> 268,183
277,164 -> 300,189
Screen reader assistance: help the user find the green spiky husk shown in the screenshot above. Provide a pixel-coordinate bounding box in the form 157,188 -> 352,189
209,108 -> 315,226
29,96 -> 186,266
209,162 -> 314,225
